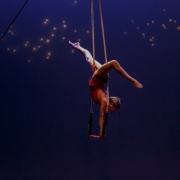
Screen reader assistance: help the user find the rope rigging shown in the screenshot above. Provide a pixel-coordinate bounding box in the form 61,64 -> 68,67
88,0 -> 109,139
0,0 -> 29,42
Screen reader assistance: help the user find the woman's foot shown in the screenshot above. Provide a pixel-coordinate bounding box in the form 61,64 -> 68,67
133,80 -> 143,88
68,40 -> 80,49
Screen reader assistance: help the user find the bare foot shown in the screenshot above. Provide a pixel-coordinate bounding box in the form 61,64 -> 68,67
133,80 -> 143,88
68,40 -> 80,48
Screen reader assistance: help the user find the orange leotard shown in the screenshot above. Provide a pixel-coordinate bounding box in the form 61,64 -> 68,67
89,76 -> 108,104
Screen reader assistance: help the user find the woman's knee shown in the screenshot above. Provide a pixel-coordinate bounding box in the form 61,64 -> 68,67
109,60 -> 119,67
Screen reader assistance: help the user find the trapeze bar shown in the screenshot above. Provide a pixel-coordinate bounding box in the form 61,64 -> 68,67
88,135 -> 105,139
88,135 -> 100,138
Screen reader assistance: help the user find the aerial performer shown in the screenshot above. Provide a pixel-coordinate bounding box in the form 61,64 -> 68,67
68,40 -> 143,139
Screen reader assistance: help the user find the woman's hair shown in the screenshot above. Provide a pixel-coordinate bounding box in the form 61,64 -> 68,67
109,96 -> 121,109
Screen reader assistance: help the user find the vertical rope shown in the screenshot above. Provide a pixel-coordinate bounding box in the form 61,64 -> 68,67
88,0 -> 95,137
89,0 -> 109,138
98,0 -> 108,64
98,0 -> 109,113
91,0 -> 95,66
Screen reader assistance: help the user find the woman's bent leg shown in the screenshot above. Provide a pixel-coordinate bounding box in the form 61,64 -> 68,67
94,60 -> 143,88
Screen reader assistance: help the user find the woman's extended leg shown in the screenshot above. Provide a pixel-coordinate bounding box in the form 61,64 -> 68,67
94,60 -> 143,88
69,41 -> 102,72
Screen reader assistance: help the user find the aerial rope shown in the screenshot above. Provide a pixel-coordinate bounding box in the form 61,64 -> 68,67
0,0 -> 29,42
88,0 -> 109,139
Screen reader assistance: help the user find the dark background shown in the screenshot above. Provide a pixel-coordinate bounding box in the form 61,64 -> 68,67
0,0 -> 180,179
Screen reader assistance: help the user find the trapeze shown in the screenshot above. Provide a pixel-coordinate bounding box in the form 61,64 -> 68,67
87,0 -> 109,140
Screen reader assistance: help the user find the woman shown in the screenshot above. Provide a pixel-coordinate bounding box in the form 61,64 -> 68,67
68,41 -> 143,138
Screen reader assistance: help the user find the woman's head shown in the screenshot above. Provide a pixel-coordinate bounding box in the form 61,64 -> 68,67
108,96 -> 121,112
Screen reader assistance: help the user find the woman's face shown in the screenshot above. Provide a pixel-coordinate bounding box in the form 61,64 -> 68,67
108,103 -> 117,112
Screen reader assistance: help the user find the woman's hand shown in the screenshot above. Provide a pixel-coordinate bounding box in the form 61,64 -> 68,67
91,64 -> 98,73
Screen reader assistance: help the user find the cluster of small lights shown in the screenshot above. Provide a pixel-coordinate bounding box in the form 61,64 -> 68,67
44,19 -> 49,25
4,4 -> 180,63
150,36 -> 155,46
162,24 -> 167,29
4,15 -> 90,62
123,9 -> 180,47
46,52 -> 51,60
24,41 -> 29,47
6,47 -> 17,53
8,30 -> 14,35
169,19 -> 177,23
